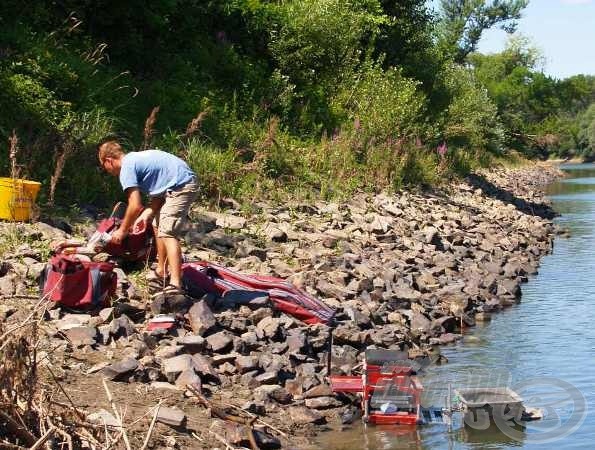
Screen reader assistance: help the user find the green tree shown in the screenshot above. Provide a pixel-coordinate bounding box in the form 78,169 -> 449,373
374,1 -> 441,90
439,0 -> 528,62
578,104 -> 595,156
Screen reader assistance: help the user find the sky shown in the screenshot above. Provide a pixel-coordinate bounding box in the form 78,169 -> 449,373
428,0 -> 595,79
476,0 -> 595,79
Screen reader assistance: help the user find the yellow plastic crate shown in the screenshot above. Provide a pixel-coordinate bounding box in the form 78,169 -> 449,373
0,177 -> 41,221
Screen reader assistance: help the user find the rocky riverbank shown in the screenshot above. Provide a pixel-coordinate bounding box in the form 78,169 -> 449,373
0,162 -> 564,449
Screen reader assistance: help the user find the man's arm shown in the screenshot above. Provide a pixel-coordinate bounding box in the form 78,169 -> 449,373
134,196 -> 164,226
111,188 -> 143,244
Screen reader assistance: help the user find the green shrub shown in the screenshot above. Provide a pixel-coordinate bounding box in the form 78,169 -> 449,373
437,64 -> 504,152
332,61 -> 426,143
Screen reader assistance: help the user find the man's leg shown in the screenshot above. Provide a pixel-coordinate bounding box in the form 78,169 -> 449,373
162,237 -> 183,288
156,180 -> 198,289
154,228 -> 168,277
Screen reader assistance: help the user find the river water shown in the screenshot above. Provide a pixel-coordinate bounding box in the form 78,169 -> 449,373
318,163 -> 595,450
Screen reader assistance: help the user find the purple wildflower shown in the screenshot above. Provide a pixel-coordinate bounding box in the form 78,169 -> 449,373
437,141 -> 447,156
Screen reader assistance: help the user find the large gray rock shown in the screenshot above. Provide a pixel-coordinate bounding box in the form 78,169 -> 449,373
101,357 -> 139,381
254,371 -> 279,385
211,212 -> 246,230
87,409 -> 119,427
206,331 -> 233,353
56,314 -> 93,330
175,369 -> 202,390
192,354 -> 219,380
256,316 -> 282,339
392,283 -> 422,302
163,354 -> 195,381
109,315 -> 135,337
286,329 -> 307,353
35,222 -> 68,240
303,383 -> 333,398
235,355 -> 259,374
65,326 -> 97,347
0,273 -> 16,296
254,385 -> 292,404
177,334 -> 205,353
288,406 -> 325,425
410,313 -> 431,334
304,396 -> 342,409
187,301 -> 216,335
157,406 -> 186,427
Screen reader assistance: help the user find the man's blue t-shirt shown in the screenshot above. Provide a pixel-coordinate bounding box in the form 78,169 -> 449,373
119,150 -> 195,196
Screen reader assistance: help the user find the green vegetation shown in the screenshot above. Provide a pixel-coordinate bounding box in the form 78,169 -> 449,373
1,1 -> 594,207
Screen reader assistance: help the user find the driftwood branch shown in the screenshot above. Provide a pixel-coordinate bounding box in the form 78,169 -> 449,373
0,410 -> 36,447
139,401 -> 162,450
29,426 -> 56,450
187,385 -> 260,450
102,379 -> 132,450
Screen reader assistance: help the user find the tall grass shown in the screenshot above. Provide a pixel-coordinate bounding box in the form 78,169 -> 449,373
174,118 -> 487,206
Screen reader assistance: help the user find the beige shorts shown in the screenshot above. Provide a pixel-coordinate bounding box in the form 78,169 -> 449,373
153,180 -> 198,238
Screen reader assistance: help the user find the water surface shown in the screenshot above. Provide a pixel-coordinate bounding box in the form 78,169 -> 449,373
318,163 -> 595,450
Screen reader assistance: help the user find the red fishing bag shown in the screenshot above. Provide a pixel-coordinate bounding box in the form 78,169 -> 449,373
41,255 -> 117,308
90,203 -> 155,262
98,216 -> 155,262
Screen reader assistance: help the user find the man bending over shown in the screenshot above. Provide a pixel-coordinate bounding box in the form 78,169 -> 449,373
98,140 -> 198,299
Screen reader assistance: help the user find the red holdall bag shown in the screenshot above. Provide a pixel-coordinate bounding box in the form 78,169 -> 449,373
41,255 -> 117,308
91,202 -> 155,262
98,216 -> 154,262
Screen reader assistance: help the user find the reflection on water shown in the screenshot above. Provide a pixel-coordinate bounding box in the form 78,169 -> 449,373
318,164 -> 595,450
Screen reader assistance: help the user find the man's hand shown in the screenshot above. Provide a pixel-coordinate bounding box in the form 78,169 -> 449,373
111,227 -> 128,245
134,208 -> 154,230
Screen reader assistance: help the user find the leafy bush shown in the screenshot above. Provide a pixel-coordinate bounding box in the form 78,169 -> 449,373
437,64 -> 504,152
332,61 -> 426,143
268,0 -> 387,130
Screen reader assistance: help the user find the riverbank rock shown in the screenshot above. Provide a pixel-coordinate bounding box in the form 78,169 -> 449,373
0,163 -> 562,450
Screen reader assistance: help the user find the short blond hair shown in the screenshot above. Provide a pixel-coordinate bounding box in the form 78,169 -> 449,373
98,140 -> 124,163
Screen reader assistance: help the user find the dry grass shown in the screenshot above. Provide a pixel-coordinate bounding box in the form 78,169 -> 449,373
0,296 -> 154,449
184,108 -> 211,140
48,140 -> 75,207
141,106 -> 160,150
8,129 -> 20,180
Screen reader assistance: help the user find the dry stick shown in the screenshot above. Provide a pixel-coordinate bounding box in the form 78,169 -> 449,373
72,429 -> 101,450
139,401 -> 162,450
125,404 -> 159,429
142,106 -> 160,150
222,402 -> 289,439
102,379 -> 132,450
0,276 -> 63,352
0,297 -> 50,351
53,428 -> 73,450
0,410 -> 36,447
0,440 -> 26,450
8,406 -> 27,433
0,294 -> 41,300
187,385 -> 260,450
205,428 -> 235,450
9,129 -> 19,180
191,432 -> 204,442
46,366 -> 85,420
29,427 -> 56,450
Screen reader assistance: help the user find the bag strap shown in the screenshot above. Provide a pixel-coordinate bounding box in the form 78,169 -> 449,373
89,267 -> 103,305
40,263 -> 52,293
